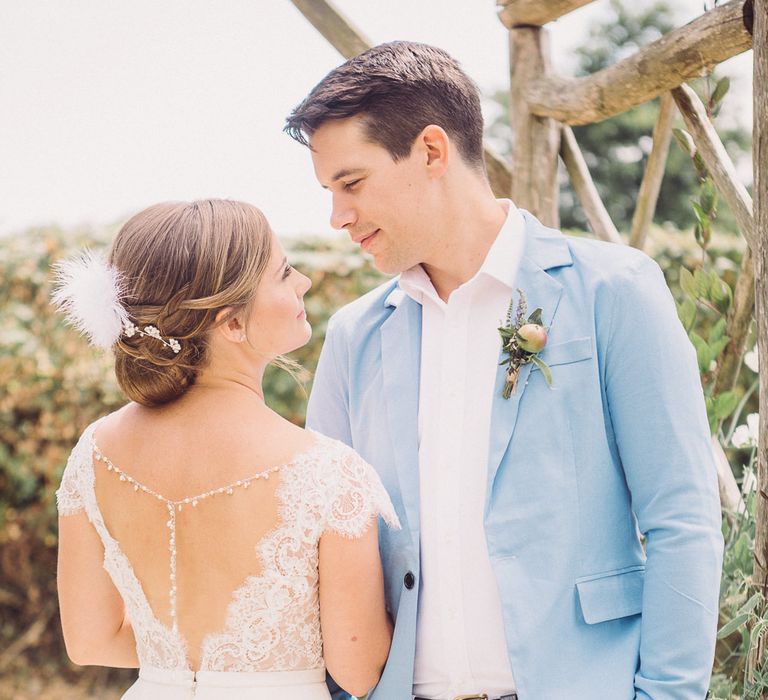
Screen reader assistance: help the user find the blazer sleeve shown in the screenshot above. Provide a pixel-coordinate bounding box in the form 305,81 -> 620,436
307,318 -> 354,699
306,315 -> 353,447
600,256 -> 724,699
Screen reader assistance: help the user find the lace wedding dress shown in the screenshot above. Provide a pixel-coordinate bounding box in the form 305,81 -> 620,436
57,418 -> 399,699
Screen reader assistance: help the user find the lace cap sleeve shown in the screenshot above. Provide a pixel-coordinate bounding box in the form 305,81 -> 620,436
320,440 -> 401,539
56,423 -> 97,516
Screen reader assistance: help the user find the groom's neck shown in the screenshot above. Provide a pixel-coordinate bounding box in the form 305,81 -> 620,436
421,188 -> 508,302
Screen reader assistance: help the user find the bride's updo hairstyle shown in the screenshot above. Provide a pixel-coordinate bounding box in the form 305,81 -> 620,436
109,199 -> 272,407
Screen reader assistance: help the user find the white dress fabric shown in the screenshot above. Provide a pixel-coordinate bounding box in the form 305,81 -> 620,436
57,418 -> 400,699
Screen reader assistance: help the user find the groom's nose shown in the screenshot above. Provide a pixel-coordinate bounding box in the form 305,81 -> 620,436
330,194 -> 356,231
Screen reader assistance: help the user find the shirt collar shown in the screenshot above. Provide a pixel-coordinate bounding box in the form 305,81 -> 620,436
399,199 -> 525,304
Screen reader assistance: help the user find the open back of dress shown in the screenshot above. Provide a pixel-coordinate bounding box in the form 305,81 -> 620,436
57,418 -> 399,675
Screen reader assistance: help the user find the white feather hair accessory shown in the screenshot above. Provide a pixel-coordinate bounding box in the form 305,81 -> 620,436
51,249 -> 130,349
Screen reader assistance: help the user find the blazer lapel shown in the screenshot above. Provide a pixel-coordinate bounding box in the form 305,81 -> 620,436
380,290 -> 422,546
486,216 -> 572,503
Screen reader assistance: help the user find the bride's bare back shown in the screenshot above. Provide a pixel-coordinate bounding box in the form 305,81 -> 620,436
57,395 -> 398,678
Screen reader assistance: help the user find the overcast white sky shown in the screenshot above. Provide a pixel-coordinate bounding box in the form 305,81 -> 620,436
0,0 -> 754,238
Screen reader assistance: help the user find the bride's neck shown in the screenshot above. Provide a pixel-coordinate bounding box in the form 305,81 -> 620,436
190,369 -> 266,402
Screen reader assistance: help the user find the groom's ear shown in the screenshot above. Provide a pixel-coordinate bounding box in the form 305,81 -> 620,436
214,307 -> 247,343
417,124 -> 450,178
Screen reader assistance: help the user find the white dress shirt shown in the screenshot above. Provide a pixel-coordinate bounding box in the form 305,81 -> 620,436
399,201 -> 525,699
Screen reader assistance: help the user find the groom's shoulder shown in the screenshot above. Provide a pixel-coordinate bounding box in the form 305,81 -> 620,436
554,229 -> 665,296
522,210 -> 662,289
326,277 -> 401,336
535,223 -> 663,294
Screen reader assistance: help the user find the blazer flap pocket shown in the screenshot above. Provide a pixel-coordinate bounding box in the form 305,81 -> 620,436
576,566 -> 644,624
535,336 -> 592,368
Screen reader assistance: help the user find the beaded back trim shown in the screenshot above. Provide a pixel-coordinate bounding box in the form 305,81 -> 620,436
92,440 -> 290,632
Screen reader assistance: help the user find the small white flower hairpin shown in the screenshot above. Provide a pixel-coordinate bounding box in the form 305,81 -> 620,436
123,322 -> 181,354
51,249 -> 181,354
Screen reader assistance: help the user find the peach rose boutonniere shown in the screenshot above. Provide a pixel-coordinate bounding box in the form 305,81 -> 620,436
498,289 -> 553,399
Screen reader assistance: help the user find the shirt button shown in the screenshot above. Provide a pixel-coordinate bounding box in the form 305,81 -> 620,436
404,571 -> 416,590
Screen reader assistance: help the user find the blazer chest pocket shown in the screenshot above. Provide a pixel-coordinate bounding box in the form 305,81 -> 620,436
533,336 -> 592,369
575,566 -> 645,624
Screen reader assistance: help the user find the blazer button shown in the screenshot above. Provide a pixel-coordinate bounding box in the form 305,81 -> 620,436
404,571 -> 415,590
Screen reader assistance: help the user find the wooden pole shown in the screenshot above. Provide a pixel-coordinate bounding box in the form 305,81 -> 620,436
497,0 -> 595,28
712,436 -> 747,514
714,247 -> 755,395
289,0 -> 513,198
509,27 -> 560,226
670,83 -> 756,407
560,126 -> 623,243
629,94 -> 676,250
751,0 -> 768,592
672,83 -> 756,249
524,0 -> 753,125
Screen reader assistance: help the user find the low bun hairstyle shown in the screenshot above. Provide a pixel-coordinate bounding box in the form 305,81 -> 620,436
109,199 -> 273,407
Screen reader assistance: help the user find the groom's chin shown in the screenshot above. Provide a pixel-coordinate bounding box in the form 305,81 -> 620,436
370,256 -> 404,276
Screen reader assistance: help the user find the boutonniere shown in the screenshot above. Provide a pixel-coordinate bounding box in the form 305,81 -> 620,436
498,288 -> 553,399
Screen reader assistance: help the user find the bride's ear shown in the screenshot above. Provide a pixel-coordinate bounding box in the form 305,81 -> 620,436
214,307 -> 248,343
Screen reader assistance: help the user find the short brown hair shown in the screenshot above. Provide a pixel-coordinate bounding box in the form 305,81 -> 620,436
109,199 -> 272,407
285,41 -> 485,170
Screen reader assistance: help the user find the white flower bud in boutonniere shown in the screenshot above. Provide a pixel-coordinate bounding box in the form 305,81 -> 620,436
498,289 -> 553,399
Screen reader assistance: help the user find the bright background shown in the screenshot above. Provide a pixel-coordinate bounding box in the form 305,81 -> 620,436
0,0 -> 754,238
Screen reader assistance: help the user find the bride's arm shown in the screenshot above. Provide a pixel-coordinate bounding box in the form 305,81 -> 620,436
319,520 -> 392,698
57,512 -> 139,668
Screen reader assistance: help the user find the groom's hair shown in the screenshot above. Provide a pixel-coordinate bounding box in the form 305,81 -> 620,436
284,41 -> 486,172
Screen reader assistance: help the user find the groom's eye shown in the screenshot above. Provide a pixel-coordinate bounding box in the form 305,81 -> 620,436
344,179 -> 361,191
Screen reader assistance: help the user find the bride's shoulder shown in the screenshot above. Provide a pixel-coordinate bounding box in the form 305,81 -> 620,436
303,430 -> 367,467
299,432 -> 400,534
58,408 -> 129,516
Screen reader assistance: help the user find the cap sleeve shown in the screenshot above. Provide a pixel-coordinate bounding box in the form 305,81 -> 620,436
321,441 -> 400,539
55,422 -> 98,516
56,452 -> 85,516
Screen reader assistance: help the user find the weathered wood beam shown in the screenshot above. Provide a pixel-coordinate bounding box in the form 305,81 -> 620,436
510,27 -> 560,226
484,143 -> 514,199
497,0 -> 594,29
629,94 -> 675,250
289,0 -> 513,198
750,0 -> 768,593
672,83 -> 755,249
525,0 -> 753,125
560,126 -> 623,244
289,0 -> 371,59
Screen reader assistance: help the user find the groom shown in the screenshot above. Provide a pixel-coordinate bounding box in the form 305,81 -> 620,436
286,41 -> 723,700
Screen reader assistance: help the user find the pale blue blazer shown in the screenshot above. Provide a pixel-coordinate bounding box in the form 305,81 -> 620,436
306,212 -> 723,700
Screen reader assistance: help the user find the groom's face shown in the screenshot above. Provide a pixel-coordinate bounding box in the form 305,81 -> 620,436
310,116 -> 433,275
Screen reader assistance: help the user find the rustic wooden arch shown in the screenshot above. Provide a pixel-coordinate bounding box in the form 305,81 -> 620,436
289,0 -> 767,590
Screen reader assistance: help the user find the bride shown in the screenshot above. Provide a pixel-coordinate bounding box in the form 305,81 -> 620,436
53,199 -> 399,699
